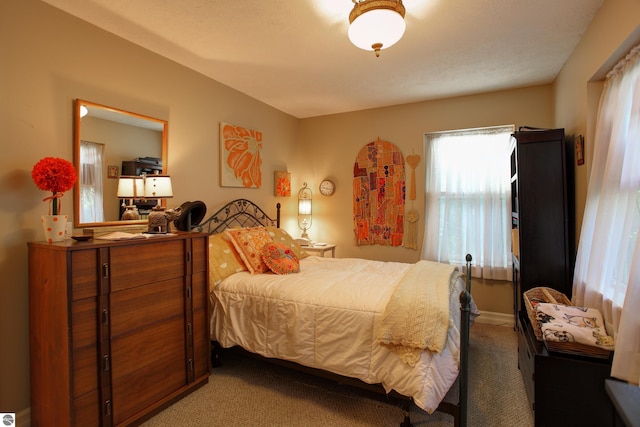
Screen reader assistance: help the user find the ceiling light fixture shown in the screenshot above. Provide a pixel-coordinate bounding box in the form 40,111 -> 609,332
348,0 -> 406,58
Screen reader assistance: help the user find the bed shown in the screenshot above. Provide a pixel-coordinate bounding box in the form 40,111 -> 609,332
193,199 -> 477,427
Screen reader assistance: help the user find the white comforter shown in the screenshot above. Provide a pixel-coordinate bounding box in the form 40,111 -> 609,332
210,256 -> 472,413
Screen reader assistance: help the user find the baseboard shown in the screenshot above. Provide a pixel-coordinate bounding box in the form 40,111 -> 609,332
475,310 -> 514,328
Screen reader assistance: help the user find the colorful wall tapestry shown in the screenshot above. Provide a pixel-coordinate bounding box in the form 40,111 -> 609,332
220,122 -> 262,188
353,138 -> 405,246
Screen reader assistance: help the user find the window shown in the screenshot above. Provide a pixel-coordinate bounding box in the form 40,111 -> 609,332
80,141 -> 105,223
573,45 -> 640,384
422,125 -> 514,280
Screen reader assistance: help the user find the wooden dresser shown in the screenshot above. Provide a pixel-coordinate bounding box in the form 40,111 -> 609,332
28,233 -> 210,426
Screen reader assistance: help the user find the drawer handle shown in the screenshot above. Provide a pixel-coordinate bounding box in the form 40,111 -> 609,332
103,355 -> 110,371
102,309 -> 109,325
102,263 -> 109,279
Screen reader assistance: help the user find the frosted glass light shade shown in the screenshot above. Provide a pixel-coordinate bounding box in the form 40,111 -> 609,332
116,176 -> 144,198
144,175 -> 173,198
298,199 -> 312,215
348,3 -> 406,55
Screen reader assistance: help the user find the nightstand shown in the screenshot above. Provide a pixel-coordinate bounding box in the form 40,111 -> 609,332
303,244 -> 336,257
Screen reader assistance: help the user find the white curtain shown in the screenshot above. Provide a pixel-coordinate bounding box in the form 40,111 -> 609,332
422,125 -> 513,280
572,45 -> 640,384
80,141 -> 105,223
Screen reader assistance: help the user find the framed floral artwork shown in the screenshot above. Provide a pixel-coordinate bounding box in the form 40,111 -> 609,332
274,171 -> 291,197
220,122 -> 263,188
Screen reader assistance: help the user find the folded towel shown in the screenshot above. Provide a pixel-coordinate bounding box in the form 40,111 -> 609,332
536,303 -> 614,350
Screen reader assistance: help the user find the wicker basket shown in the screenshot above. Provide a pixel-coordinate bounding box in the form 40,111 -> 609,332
544,340 -> 611,359
523,287 -> 572,341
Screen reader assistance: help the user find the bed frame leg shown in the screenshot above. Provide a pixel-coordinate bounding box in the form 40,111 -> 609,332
399,399 -> 413,427
211,340 -> 223,367
457,253 -> 473,427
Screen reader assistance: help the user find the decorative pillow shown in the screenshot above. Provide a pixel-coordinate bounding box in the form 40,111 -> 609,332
227,227 -> 273,274
261,242 -> 300,274
208,233 -> 247,290
266,226 -> 309,259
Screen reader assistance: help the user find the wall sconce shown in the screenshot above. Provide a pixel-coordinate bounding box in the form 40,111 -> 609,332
144,174 -> 173,233
116,176 -> 144,220
298,182 -> 312,239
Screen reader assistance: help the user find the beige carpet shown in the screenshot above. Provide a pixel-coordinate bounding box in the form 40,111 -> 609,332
142,323 -> 534,426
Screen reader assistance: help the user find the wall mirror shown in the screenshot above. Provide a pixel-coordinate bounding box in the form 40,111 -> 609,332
73,99 -> 168,227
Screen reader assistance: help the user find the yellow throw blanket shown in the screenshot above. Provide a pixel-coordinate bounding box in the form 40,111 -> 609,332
378,260 -> 461,366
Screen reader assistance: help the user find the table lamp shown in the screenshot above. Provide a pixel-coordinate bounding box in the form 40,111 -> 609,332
298,182 -> 312,240
144,175 -> 173,233
116,176 -> 144,220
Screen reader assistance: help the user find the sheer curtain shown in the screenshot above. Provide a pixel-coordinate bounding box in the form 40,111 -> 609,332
572,45 -> 640,384
79,141 -> 105,223
422,125 -> 513,280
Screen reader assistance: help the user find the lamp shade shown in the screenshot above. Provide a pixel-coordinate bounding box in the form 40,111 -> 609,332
144,175 -> 173,199
348,0 -> 406,56
298,199 -> 312,215
116,176 -> 144,198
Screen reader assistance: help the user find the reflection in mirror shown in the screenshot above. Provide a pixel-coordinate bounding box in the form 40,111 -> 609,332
73,99 -> 168,227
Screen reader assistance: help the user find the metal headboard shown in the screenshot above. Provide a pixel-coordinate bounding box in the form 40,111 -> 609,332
192,199 -> 281,234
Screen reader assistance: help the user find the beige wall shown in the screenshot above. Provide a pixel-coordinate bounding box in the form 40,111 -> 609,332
296,87 -> 554,317
554,0 -> 640,243
297,87 -> 554,260
0,0 -> 299,417
2,0 -> 639,419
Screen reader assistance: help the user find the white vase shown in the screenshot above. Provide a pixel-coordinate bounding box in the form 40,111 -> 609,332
41,215 -> 68,242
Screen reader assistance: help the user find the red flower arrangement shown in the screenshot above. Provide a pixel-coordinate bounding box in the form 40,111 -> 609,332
32,157 -> 77,215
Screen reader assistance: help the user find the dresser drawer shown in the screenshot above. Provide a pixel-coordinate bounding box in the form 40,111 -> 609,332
110,240 -> 185,291
191,235 -> 208,273
109,277 -> 185,336
71,249 -> 99,301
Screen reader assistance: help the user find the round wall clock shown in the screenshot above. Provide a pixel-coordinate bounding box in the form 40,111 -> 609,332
319,179 -> 336,196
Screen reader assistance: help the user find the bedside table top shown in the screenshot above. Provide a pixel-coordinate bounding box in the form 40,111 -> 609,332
606,379 -> 640,427
302,244 -> 336,257
304,243 -> 336,249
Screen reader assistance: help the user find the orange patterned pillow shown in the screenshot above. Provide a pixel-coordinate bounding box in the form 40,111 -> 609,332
226,227 -> 273,274
208,233 -> 247,289
261,242 -> 300,274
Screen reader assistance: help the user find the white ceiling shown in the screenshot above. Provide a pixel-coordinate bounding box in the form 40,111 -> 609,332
43,0 -> 603,119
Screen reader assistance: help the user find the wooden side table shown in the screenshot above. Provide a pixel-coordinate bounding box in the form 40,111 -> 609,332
303,243 -> 336,258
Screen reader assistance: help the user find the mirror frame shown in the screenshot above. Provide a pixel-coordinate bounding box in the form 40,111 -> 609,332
73,99 -> 168,228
